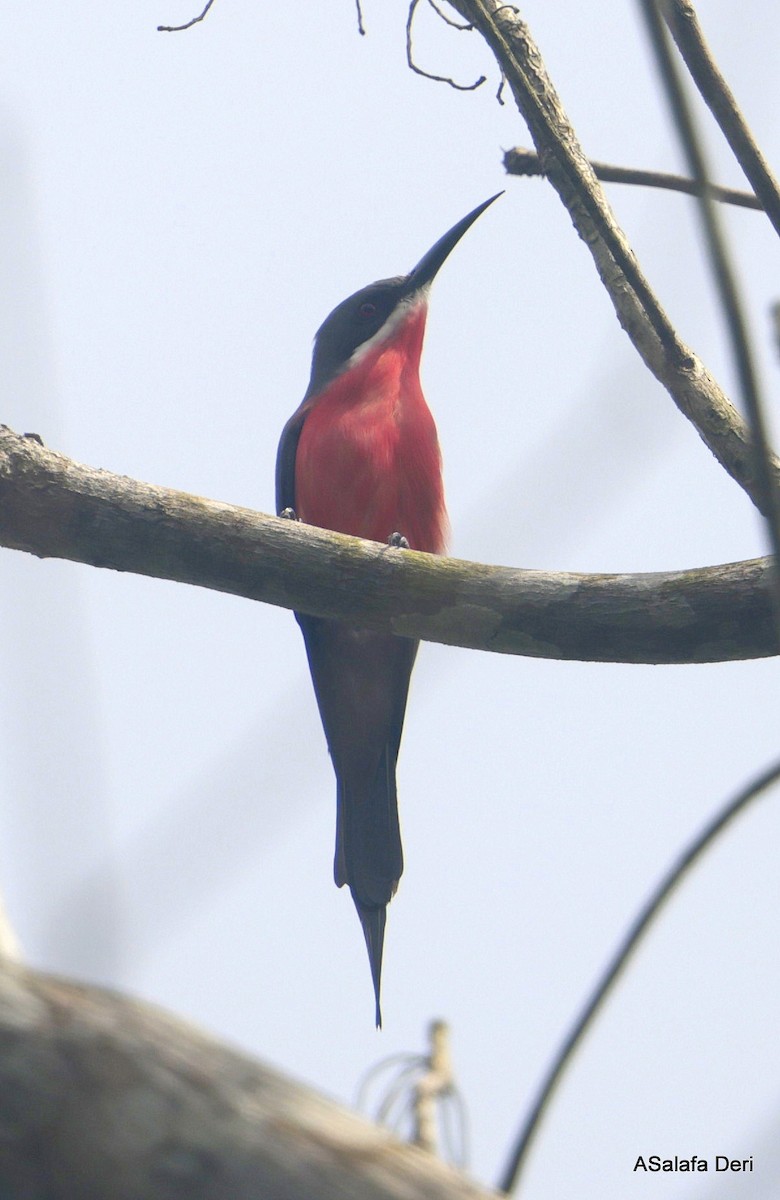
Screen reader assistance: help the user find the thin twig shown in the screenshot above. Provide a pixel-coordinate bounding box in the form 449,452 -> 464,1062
355,0 -> 366,36
504,147 -> 762,210
498,757 -> 780,1194
662,0 -> 780,240
356,1052 -> 422,1112
639,0 -> 780,631
440,1088 -> 470,1169
457,2 -> 683,361
157,0 -> 216,32
377,1062 -> 428,1125
426,0 -> 473,30
406,0 -> 486,91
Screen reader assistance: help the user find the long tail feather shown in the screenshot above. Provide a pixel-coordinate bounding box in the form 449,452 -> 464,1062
336,747 -> 401,1027
355,900 -> 386,1028
299,615 -> 418,1024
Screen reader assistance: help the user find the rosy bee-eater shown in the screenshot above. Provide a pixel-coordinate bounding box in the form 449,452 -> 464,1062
276,194 -> 501,1024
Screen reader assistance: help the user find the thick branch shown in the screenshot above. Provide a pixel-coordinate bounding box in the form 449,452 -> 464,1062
0,960 -> 498,1200
448,0 -> 780,517
0,427 -> 775,664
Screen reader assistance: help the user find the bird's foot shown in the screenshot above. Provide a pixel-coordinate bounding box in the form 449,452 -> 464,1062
387,532 -> 409,549
279,507 -> 299,521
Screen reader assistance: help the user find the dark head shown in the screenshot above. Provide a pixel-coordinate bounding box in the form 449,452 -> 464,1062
305,193 -> 502,398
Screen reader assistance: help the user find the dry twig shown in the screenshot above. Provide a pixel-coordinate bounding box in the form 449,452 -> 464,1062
498,756 -> 780,1193
504,147 -> 762,210
157,0 -> 216,33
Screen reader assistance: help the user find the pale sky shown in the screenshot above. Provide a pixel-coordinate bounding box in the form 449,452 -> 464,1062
1,2 -> 779,1196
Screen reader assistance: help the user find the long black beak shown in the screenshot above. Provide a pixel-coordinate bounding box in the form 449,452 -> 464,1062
406,192 -> 503,292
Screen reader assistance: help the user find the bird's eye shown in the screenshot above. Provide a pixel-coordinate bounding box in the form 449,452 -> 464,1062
359,301 -> 377,318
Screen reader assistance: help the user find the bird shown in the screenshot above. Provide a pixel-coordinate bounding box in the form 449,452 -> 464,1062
276,193 -> 501,1025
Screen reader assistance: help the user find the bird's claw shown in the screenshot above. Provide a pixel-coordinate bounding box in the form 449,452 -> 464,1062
279,507 -> 300,521
387,532 -> 409,549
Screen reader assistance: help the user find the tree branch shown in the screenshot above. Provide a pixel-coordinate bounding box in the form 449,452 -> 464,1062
638,0 -> 780,625
157,0 -> 217,33
0,960 -> 498,1199
498,754 -> 780,1193
504,147 -> 763,211
0,427 -> 776,664
661,0 -> 780,240
446,0 -> 780,517
406,0 -> 486,91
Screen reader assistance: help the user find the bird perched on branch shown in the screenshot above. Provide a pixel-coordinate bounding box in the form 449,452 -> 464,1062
276,193 -> 501,1025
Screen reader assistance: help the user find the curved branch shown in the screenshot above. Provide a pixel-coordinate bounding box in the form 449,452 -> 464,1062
157,0 -> 217,32
0,960 -> 498,1200
447,0 -> 780,518
498,754 -> 780,1193
406,0 -> 486,91
0,427 -> 776,664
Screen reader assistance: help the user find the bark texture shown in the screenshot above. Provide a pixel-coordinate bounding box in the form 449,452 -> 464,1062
0,427 -> 775,664
0,962 -> 497,1200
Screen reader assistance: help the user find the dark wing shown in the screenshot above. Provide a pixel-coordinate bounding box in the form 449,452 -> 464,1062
275,403 -> 309,515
